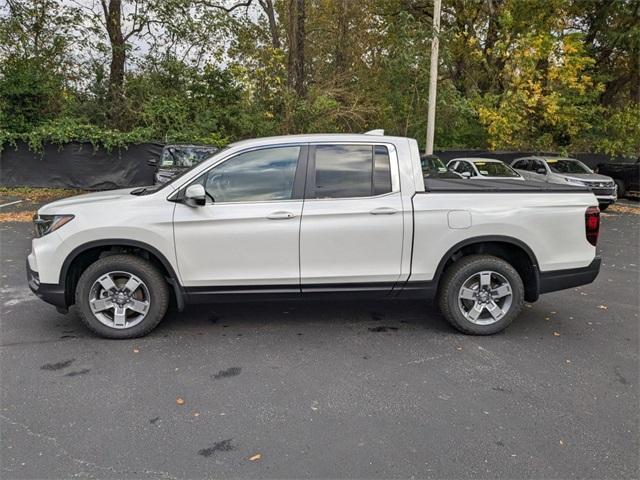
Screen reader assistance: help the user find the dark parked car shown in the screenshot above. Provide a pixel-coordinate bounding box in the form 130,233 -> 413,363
421,154 -> 462,179
148,144 -> 219,184
596,157 -> 639,199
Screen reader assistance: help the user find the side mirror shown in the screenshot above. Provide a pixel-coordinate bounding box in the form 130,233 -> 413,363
147,158 -> 158,167
184,184 -> 206,206
536,168 -> 547,175
461,171 -> 471,178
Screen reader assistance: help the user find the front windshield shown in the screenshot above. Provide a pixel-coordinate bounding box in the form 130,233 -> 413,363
474,161 -> 520,177
547,159 -> 591,174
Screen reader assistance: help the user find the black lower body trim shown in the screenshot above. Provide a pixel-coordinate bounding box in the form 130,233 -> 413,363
538,257 -> 601,294
184,282 -> 398,303
26,259 -> 68,311
393,281 -> 437,300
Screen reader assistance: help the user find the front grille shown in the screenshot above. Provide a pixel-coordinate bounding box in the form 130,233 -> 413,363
591,187 -> 616,196
584,180 -> 614,188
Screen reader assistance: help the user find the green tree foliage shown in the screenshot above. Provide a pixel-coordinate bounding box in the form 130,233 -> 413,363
0,0 -> 638,155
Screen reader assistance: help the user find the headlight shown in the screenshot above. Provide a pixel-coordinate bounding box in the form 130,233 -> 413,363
564,177 -> 585,186
33,214 -> 75,237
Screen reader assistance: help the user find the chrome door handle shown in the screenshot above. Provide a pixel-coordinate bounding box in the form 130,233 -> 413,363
369,207 -> 398,215
266,211 -> 295,220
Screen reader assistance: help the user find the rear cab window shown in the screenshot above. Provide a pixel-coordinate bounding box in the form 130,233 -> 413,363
308,144 -> 393,199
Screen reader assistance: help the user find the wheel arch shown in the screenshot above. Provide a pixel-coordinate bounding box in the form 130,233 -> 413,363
60,239 -> 182,309
433,235 -> 540,303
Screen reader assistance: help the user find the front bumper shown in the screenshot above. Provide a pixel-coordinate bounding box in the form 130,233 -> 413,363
26,258 -> 67,311
538,257 -> 601,294
595,194 -> 616,205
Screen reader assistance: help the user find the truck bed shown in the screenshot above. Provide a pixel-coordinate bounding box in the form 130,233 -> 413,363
423,178 -> 590,193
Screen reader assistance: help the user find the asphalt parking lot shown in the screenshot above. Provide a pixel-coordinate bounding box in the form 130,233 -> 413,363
1,202 -> 638,479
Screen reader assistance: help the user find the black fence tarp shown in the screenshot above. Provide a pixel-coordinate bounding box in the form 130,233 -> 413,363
0,141 -> 622,190
0,141 -> 162,190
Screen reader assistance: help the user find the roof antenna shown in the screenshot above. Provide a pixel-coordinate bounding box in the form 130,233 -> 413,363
364,129 -> 384,135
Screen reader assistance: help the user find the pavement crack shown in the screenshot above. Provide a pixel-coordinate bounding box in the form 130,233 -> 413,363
0,414 -> 178,479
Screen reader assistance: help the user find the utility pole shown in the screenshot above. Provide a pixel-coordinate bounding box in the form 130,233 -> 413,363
425,0 -> 442,155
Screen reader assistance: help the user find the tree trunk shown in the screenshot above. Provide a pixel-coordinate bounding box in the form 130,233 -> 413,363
287,0 -> 306,97
259,0 -> 281,49
335,0 -> 349,78
102,0 -> 126,125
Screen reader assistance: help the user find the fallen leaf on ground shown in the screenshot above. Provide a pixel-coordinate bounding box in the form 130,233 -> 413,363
133,348 -> 139,353
597,305 -> 608,309
553,332 -> 561,336
176,397 -> 185,405
249,454 -> 262,461
0,211 -> 34,223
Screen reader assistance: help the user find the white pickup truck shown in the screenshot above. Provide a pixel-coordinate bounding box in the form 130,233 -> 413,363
28,134 -> 602,338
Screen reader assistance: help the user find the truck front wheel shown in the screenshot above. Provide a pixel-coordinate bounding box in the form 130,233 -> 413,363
75,254 -> 169,339
438,255 -> 524,335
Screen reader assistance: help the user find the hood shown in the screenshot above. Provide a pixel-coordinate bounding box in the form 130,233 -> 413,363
563,173 -> 613,183
39,187 -> 140,214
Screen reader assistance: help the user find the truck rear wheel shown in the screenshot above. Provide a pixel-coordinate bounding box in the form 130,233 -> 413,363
75,254 -> 169,339
438,255 -> 524,335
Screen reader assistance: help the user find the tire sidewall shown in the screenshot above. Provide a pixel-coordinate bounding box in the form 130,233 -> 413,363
443,256 -> 524,335
76,255 -> 169,339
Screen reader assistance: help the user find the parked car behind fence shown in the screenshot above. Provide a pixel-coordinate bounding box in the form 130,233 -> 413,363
148,144 -> 219,185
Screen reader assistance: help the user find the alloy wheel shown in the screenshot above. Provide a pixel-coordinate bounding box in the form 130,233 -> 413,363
457,270 -> 513,325
88,271 -> 150,329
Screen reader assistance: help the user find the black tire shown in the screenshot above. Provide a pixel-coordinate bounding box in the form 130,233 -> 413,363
75,254 -> 169,339
599,203 -> 609,211
438,255 -> 524,335
614,179 -> 625,198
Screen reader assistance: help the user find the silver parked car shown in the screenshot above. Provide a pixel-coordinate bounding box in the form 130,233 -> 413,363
511,156 -> 617,210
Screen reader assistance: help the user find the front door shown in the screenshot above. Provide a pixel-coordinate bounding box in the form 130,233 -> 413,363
173,145 -> 307,291
299,144 -> 404,292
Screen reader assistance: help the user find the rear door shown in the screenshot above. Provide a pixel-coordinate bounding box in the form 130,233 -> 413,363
299,143 -> 404,292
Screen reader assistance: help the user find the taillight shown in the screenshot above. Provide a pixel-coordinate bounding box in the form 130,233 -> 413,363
585,206 -> 600,246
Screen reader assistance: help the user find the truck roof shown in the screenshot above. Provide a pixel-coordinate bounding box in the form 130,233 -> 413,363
229,133 -> 410,148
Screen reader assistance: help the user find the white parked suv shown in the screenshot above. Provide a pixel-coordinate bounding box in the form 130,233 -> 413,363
28,134 -> 602,338
446,158 -> 524,180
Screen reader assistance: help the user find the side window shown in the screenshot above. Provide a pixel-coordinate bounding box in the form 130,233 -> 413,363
374,146 -> 392,195
200,146 -> 300,203
311,144 -> 392,199
513,160 -> 526,170
455,161 -> 474,176
532,160 -> 545,173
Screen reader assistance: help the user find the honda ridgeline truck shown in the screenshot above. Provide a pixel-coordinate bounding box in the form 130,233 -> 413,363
28,134 -> 602,338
